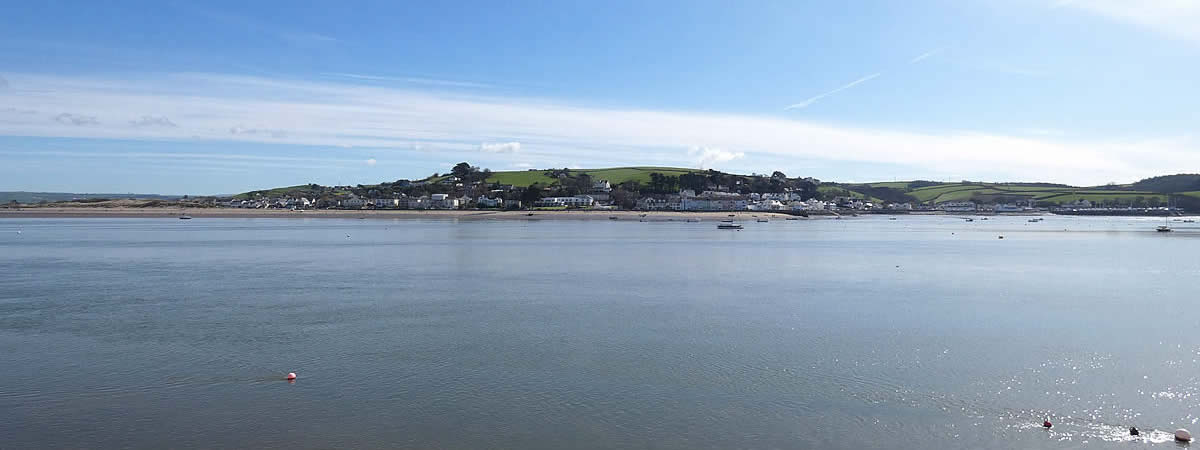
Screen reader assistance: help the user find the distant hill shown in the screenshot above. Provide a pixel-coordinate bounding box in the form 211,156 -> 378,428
0,191 -> 182,204
230,165 -> 1200,211
826,180 -> 1200,208
483,166 -> 702,187
1129,174 -> 1200,193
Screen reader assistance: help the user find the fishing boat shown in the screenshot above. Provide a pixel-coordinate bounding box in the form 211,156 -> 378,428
717,223 -> 743,230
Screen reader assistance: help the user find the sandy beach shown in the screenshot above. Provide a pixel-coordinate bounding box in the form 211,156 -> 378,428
0,207 -> 844,221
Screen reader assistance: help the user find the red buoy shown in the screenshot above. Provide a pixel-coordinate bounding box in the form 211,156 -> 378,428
286,372 -> 297,380
1043,420 -> 1052,428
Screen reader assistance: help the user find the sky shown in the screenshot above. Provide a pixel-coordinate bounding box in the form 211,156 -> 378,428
1,0 -> 1199,194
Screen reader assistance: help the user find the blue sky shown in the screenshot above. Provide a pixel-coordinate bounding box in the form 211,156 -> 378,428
1,0 -> 1199,194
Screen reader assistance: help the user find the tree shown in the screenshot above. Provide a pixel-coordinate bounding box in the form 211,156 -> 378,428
452,162 -> 472,179
521,183 -> 545,206
771,171 -> 787,180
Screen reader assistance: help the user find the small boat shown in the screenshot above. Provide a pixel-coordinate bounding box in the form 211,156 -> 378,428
964,218 -> 974,222
785,217 -> 799,221
888,217 -> 897,220
686,218 -> 701,223
717,223 -> 743,230
609,216 -> 618,220
1158,214 -> 1173,232
1185,219 -> 1196,223
179,215 -> 192,220
756,218 -> 769,223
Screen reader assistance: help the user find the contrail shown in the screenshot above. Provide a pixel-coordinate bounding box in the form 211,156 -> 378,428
785,73 -> 881,110
909,48 -> 943,64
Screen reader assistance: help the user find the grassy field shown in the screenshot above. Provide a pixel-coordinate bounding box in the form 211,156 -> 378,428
843,181 -> 1174,205
484,166 -> 702,187
485,171 -> 560,186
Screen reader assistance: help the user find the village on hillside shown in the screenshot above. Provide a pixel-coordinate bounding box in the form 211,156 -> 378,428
209,163 -> 1188,216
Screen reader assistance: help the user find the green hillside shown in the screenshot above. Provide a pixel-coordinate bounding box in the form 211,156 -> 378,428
486,166 -> 702,187
824,181 -> 1187,206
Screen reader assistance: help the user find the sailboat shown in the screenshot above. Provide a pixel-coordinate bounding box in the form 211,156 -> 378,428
1158,197 -> 1174,232
1157,216 -> 1172,232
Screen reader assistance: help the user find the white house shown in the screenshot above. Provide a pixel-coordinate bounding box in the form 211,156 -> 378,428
534,195 -> 594,208
938,201 -> 977,212
477,196 -> 504,208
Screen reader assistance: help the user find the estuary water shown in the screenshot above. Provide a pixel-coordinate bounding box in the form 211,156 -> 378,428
2,215 -> 1199,449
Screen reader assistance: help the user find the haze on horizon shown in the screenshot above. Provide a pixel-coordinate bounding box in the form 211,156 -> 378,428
1,0 -> 1198,194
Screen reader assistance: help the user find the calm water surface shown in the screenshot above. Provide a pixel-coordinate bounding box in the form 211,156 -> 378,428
2,215 -> 1200,449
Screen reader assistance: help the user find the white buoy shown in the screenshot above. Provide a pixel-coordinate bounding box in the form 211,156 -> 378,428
1176,428 -> 1192,442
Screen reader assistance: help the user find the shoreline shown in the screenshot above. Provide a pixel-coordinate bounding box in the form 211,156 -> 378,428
0,207 -> 1055,220
0,208 -> 822,221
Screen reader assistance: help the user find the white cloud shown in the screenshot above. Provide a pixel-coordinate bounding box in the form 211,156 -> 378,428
229,125 -> 287,138
688,146 -> 745,169
53,113 -> 99,126
480,142 -> 521,153
785,73 -> 881,110
129,115 -> 177,127
0,72 -> 1193,185
365,158 -> 377,166
1055,0 -> 1200,44
326,72 -> 490,89
513,162 -> 534,169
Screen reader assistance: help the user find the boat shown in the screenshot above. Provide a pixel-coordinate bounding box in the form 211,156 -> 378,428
964,218 -> 974,222
1157,225 -> 1173,232
717,223 -> 743,230
179,215 -> 192,220
686,218 -> 701,223
1186,219 -> 1196,223
888,217 -> 897,220
720,218 -> 734,223
608,216 -> 618,220
785,217 -> 799,221
756,218 -> 769,223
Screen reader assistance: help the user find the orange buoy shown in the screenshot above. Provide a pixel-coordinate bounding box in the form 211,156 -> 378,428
287,372 -> 297,380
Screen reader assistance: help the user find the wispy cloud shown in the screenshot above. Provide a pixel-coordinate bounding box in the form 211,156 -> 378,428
785,73 -> 881,110
688,146 -> 745,169
280,31 -> 338,44
1054,0 -> 1200,45
0,72 -> 1194,185
229,126 -> 286,138
909,48 -> 943,64
974,61 -> 1049,77
326,72 -> 490,89
480,142 -> 521,153
129,115 -> 177,127
53,113 -> 98,126
365,158 -> 377,166
177,2 -> 338,46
